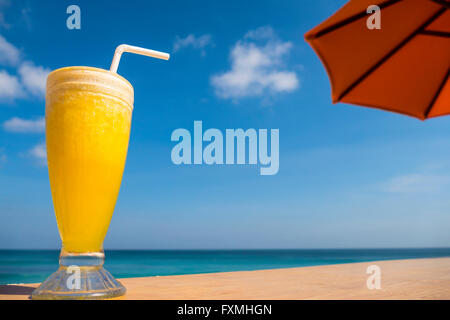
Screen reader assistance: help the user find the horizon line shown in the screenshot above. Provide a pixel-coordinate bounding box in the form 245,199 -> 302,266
1,247 -> 449,251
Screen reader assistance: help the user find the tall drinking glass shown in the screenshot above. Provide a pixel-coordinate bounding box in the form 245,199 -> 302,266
31,66 -> 133,299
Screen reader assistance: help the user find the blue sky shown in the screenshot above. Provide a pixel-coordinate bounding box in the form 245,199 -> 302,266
0,0 -> 449,249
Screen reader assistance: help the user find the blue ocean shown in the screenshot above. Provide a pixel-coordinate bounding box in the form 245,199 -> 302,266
1,248 -> 449,284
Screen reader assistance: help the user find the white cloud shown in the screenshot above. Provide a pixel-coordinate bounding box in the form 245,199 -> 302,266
0,35 -> 20,66
29,142 -> 46,165
173,34 -> 212,55
211,26 -> 299,100
0,12 -> 9,29
244,26 -> 275,40
382,173 -> 450,193
20,6 -> 32,31
0,36 -> 50,102
3,116 -> 45,133
18,62 -> 50,97
0,70 -> 24,100
0,147 -> 6,164
0,0 -> 11,29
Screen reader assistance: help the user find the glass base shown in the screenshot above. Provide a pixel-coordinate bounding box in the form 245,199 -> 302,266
31,250 -> 126,300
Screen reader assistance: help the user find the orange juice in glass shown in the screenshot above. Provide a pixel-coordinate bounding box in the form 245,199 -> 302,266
32,45 -> 169,299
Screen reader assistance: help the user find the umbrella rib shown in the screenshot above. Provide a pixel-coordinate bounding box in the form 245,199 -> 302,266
429,0 -> 450,9
420,30 -> 450,37
337,7 -> 447,102
308,0 -> 401,40
424,69 -> 450,118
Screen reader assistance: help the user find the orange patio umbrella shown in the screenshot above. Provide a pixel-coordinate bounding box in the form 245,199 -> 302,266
305,0 -> 450,120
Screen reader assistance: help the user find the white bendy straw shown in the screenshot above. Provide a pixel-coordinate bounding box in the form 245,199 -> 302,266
110,44 -> 170,73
